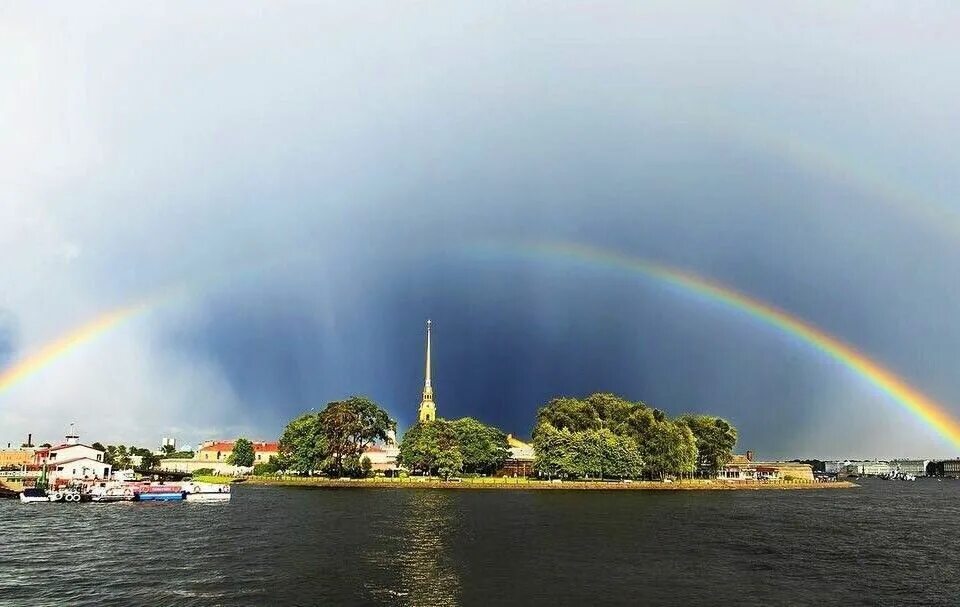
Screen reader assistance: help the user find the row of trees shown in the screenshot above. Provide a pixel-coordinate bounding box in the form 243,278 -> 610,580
273,392 -> 737,481
396,417 -> 510,478
533,393 -> 737,480
274,398 -> 509,479
92,443 -> 162,470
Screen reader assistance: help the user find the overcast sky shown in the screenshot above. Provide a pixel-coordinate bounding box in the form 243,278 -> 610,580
2,2 -> 959,458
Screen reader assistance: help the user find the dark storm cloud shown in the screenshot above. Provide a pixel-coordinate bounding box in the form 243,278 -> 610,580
2,2 -> 959,456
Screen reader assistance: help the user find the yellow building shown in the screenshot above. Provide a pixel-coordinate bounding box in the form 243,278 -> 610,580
0,448 -> 34,470
720,453 -> 814,482
195,440 -> 279,464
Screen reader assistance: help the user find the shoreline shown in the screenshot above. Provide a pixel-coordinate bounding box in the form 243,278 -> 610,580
236,476 -> 859,491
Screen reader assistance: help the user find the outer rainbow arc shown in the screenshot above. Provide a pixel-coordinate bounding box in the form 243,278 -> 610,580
496,241 -> 960,449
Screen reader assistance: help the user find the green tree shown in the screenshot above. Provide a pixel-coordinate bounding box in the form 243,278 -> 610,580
91,442 -> 106,451
111,445 -> 132,469
318,396 -> 394,477
435,447 -> 464,480
278,397 -> 394,476
452,417 -> 510,474
253,455 -> 282,476
279,412 -> 327,474
535,393 -> 645,435
228,438 -> 255,467
140,451 -> 160,470
361,456 -> 373,477
533,424 -> 642,480
677,415 -> 738,476
600,430 -> 644,479
534,396 -> 602,434
161,444 -> 176,456
643,421 -> 698,480
533,423 -> 572,479
397,419 -> 462,476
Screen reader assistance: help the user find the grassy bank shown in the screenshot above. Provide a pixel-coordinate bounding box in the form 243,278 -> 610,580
192,475 -> 239,484
243,476 -> 858,491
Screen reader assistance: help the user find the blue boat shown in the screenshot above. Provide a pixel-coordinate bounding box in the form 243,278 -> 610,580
134,491 -> 186,502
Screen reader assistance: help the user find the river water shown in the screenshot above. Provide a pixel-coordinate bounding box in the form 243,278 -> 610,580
1,479 -> 958,606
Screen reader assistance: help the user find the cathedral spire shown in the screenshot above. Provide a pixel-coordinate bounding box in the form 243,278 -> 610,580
418,319 -> 437,423
424,319 -> 432,390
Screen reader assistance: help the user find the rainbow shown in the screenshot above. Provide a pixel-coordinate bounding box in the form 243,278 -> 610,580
0,256 -> 289,396
0,302 -> 150,395
477,241 -> 960,449
652,106 -> 960,241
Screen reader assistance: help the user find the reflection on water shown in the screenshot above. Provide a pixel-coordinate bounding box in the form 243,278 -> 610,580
3,482 -> 960,605
364,491 -> 462,606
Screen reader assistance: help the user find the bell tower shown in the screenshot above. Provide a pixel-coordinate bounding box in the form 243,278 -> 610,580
418,319 -> 437,423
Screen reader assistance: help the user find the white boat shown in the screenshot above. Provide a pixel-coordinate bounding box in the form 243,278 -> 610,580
19,487 -> 52,503
89,484 -> 135,502
184,482 -> 231,502
881,471 -> 917,481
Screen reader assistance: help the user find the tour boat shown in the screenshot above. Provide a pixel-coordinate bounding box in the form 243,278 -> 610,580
184,482 -> 231,503
89,484 -> 136,502
134,490 -> 186,502
131,481 -> 186,502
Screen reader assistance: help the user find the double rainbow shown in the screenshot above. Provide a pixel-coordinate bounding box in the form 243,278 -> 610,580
4,241 -> 959,450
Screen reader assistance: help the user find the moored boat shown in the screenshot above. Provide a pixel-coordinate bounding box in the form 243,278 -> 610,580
89,484 -> 136,502
134,491 -> 185,502
184,482 -> 231,502
19,487 -> 52,503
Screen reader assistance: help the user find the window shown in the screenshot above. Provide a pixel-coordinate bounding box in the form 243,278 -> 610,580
50,453 -> 57,460
96,454 -> 101,461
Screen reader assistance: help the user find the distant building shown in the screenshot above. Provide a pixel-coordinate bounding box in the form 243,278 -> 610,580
361,444 -> 401,472
892,459 -> 928,476
43,426 -> 111,481
498,434 -> 535,477
942,459 -> 960,478
160,439 -> 279,475
0,448 -> 34,470
844,461 -> 894,476
195,440 -> 280,464
719,453 -> 814,482
823,461 -> 846,475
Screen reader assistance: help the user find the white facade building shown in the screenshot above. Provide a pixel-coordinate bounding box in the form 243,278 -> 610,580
844,461 -> 894,476
892,460 -> 928,476
45,428 -> 111,481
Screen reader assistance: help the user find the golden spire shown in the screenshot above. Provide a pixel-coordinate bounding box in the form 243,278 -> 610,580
418,319 -> 436,423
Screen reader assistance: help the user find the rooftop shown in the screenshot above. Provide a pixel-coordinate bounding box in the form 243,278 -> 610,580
198,440 -> 279,453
